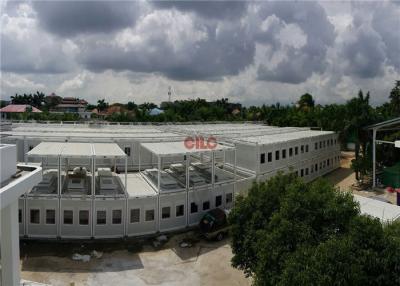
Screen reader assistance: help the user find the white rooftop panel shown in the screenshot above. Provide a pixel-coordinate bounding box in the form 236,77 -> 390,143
27,142 -> 126,158
93,143 -> 126,158
4,131 -> 181,139
27,142 -> 65,157
245,130 -> 335,145
354,195 -> 400,222
61,142 -> 93,157
141,141 -> 234,156
120,173 -> 157,198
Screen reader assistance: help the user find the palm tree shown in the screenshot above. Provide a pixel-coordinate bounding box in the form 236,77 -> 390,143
97,99 -> 109,112
345,90 -> 376,180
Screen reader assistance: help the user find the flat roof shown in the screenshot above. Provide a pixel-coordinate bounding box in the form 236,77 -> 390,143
244,130 -> 335,145
141,141 -> 234,156
27,142 -> 126,158
354,195 -> 400,222
119,173 -> 157,198
3,130 -> 181,140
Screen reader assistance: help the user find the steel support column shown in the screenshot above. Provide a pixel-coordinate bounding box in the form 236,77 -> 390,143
185,153 -> 190,227
157,155 -> 161,232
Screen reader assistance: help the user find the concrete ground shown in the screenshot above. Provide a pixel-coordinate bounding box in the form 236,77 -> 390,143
323,151 -> 396,203
20,232 -> 250,286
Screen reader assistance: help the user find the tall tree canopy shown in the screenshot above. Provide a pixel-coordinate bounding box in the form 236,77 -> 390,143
229,173 -> 400,286
297,93 -> 315,109
389,80 -> 400,116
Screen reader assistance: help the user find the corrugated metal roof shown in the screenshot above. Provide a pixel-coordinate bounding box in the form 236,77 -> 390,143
0,105 -> 42,113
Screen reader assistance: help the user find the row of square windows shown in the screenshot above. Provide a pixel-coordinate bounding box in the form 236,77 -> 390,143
260,139 -> 338,164
294,156 -> 340,177
21,194 -> 233,225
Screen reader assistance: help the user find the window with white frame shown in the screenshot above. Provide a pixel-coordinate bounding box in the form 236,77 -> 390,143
130,208 -> 140,223
112,209 -> 122,224
176,205 -> 184,217
145,209 -> 155,221
46,209 -> 56,224
97,210 -> 106,225
30,209 -> 40,224
162,207 -> 171,219
79,210 -> 89,225
64,210 -> 73,225
190,202 -> 198,213
260,153 -> 265,164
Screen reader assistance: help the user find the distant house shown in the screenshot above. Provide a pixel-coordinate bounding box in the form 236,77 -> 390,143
53,97 -> 91,119
0,104 -> 42,119
92,105 -> 135,119
232,108 -> 241,116
149,108 -> 164,116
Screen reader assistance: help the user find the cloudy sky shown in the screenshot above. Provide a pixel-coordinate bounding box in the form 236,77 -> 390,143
1,1 -> 399,106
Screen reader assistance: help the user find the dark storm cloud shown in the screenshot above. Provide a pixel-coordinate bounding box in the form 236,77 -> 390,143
340,25 -> 386,79
338,2 -> 400,79
151,0 -> 248,19
256,1 -> 335,84
3,0 -> 399,87
32,1 -> 139,37
1,32 -> 73,74
78,20 -> 255,81
371,3 -> 400,71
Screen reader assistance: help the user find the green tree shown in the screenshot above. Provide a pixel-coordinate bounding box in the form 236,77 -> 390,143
345,90 -> 375,180
298,93 -> 315,110
97,99 -> 109,112
229,173 -> 400,285
389,80 -> 400,116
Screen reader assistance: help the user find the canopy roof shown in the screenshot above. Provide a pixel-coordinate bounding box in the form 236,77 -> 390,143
27,142 -> 126,158
366,117 -> 400,130
354,195 -> 400,222
141,141 -> 234,156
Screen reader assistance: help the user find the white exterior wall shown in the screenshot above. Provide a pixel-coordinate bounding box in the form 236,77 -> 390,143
159,192 -> 187,232
94,199 -> 126,238
0,144 -> 17,181
234,143 -> 257,172
25,197 -> 58,238
127,196 -> 157,236
60,198 -> 91,238
257,133 -> 340,182
7,125 -> 341,241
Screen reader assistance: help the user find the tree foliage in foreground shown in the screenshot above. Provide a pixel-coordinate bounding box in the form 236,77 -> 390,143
229,173 -> 400,286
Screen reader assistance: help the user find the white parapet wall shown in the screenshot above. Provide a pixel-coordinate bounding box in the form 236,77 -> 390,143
0,144 -> 17,183
0,144 -> 42,286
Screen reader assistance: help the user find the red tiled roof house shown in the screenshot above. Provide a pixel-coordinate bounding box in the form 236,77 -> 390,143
0,104 -> 42,119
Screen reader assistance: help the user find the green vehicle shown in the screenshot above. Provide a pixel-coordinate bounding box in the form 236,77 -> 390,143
199,208 -> 230,241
